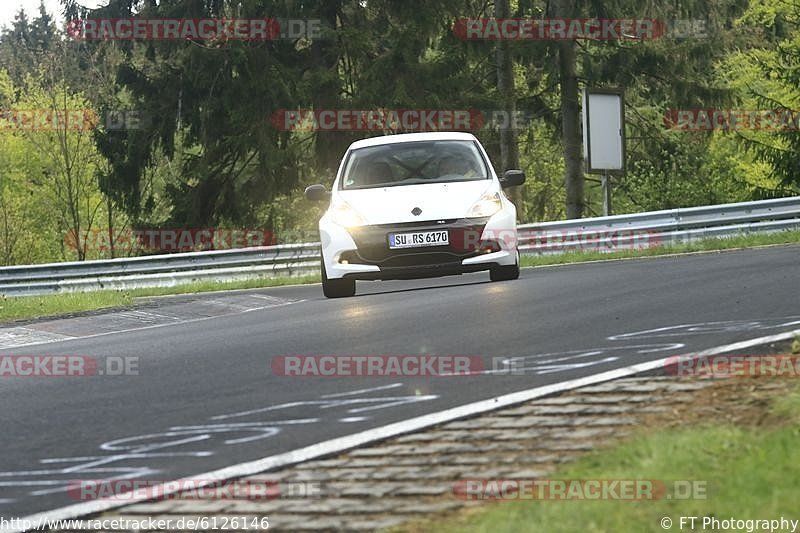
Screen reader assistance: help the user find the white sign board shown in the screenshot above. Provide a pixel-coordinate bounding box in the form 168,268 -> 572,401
582,89 -> 625,174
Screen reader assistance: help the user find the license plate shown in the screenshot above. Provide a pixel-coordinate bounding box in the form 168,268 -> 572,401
388,230 -> 449,249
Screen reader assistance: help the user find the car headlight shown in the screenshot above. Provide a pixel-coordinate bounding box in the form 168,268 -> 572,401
468,192 -> 502,218
329,201 -> 367,228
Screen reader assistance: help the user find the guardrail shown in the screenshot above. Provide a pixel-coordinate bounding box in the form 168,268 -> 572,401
517,195 -> 800,253
2,196 -> 799,297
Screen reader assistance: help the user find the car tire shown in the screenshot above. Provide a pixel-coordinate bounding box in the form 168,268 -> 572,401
321,260 -> 356,298
490,251 -> 520,282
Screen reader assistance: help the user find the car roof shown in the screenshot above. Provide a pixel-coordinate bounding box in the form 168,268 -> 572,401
347,132 -> 479,150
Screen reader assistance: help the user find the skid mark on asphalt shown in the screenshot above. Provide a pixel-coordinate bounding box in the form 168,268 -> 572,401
321,383 -> 404,398
0,293 -> 303,349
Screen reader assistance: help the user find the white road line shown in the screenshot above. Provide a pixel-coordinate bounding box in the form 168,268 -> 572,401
339,417 -> 367,423
39,453 -> 210,463
321,383 -> 403,398
6,327 -> 800,533
170,419 -> 320,430
211,396 -> 438,421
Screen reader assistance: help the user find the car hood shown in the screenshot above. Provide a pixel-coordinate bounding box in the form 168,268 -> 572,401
335,181 -> 495,224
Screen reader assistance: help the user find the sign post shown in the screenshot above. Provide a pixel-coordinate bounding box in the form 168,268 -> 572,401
582,88 -> 625,216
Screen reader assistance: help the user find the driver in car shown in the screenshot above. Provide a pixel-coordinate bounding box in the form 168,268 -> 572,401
438,156 -> 478,178
437,156 -> 460,177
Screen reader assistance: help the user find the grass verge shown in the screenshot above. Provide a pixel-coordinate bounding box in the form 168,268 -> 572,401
2,229 -> 799,324
397,380 -> 800,533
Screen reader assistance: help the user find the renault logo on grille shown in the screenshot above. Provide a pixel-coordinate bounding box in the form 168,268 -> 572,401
411,207 -> 422,216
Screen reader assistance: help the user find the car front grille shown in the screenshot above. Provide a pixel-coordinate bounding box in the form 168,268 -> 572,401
344,218 -> 490,266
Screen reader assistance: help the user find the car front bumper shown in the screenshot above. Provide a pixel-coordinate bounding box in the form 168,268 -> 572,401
320,209 -> 518,281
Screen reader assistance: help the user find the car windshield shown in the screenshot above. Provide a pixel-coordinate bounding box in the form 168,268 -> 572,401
340,140 -> 489,190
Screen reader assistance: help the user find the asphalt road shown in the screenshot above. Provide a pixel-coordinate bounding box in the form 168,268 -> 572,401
1,245 -> 798,517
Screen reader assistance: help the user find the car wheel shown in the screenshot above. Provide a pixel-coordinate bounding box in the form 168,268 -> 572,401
321,260 -> 356,298
490,251 -> 520,282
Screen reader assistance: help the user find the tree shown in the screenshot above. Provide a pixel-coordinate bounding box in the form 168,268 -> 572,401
549,0 -> 584,218
725,0 -> 800,193
19,48 -> 107,261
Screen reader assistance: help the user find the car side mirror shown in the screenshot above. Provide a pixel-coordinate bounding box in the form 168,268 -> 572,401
500,170 -> 526,188
304,184 -> 330,201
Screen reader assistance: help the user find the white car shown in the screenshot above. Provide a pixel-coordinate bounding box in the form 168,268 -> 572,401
305,132 -> 525,298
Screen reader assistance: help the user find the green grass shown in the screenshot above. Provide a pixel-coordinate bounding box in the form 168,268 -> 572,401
2,230 -> 799,324
0,275 -> 319,323
399,384 -> 800,533
520,229 -> 800,268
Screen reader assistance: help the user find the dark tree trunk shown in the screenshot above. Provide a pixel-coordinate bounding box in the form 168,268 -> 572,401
553,0 -> 584,219
494,0 -> 521,207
